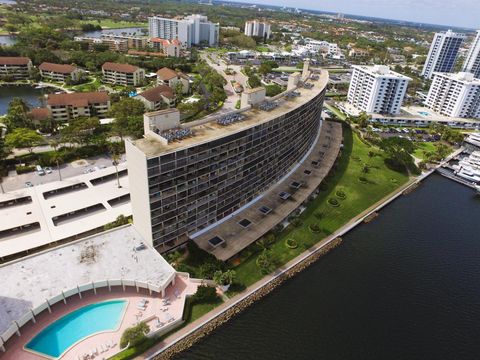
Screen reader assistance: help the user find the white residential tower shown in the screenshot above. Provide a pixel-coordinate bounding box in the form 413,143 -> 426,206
148,14 -> 219,47
421,30 -> 465,79
347,65 -> 411,115
463,30 -> 480,79
425,72 -> 480,118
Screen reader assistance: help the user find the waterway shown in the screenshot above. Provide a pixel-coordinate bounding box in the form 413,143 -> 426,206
0,27 -> 147,46
179,174 -> 480,360
0,85 -> 47,115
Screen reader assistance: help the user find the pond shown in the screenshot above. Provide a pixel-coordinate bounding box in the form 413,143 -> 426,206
0,26 -> 148,46
0,85 -> 48,115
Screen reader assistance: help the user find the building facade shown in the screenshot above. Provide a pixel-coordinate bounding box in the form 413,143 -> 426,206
102,62 -> 145,86
148,14 -> 219,47
157,67 -> 190,94
421,30 -> 465,79
135,85 -> 175,110
463,30 -> 480,79
101,34 -> 148,50
38,62 -> 83,82
244,20 -> 271,39
46,92 -> 110,121
125,66 -> 328,250
150,38 -> 181,57
347,65 -> 411,115
0,57 -> 32,80
425,72 -> 480,118
74,36 -> 128,52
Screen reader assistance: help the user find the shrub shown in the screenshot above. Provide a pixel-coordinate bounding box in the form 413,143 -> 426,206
289,217 -> 303,227
336,190 -> 346,199
285,238 -> 298,249
358,176 -> 368,183
197,262 -> 223,279
15,164 -> 36,174
314,211 -> 324,220
191,285 -> 218,304
213,269 -> 236,286
309,223 -> 321,233
120,322 -> 150,349
328,198 -> 340,207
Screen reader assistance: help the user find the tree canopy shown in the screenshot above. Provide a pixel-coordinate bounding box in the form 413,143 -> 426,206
5,128 -> 43,152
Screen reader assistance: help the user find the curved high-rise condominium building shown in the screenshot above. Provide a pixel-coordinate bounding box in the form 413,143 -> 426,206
126,64 -> 341,259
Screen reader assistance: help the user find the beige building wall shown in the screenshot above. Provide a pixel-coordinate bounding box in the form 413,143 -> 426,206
125,140 -> 153,246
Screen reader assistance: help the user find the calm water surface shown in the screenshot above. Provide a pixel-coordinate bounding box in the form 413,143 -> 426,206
179,175 -> 480,360
0,86 -> 46,115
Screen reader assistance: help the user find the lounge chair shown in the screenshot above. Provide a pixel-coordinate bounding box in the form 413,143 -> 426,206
136,305 -> 146,311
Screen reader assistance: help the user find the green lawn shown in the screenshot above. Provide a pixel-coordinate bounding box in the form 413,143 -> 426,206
256,46 -> 269,52
233,125 -> 409,287
413,142 -> 437,160
324,103 -> 347,120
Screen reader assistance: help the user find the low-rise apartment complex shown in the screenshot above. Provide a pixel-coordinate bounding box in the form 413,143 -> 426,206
150,38 -> 181,57
47,91 -> 110,121
0,57 -> 32,80
135,85 -> 175,110
38,62 -> 83,82
425,72 -> 480,118
102,62 -> 145,86
347,65 -> 411,115
157,67 -> 190,93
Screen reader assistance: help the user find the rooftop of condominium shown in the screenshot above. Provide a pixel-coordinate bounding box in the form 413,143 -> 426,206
0,225 -> 175,336
0,163 -> 130,259
0,56 -> 31,65
432,71 -> 480,85
352,64 -> 412,80
130,68 -> 329,157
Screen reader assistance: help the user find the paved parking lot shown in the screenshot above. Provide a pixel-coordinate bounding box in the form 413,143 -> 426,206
2,154 -> 126,192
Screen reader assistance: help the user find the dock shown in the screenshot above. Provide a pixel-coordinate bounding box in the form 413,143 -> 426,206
436,167 -> 478,190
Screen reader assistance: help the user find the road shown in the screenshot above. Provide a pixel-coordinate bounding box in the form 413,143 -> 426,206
1,154 -> 126,192
200,52 -> 247,111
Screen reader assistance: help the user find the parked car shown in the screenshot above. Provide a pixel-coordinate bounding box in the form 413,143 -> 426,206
25,181 -> 33,188
36,165 -> 45,176
44,167 -> 52,174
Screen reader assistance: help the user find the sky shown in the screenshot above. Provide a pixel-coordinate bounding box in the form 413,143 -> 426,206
232,0 -> 480,29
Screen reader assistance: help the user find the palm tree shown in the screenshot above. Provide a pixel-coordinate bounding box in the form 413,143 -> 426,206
110,147 -> 122,188
50,140 -> 63,181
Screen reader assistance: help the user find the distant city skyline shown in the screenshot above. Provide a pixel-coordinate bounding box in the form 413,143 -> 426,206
231,0 -> 479,29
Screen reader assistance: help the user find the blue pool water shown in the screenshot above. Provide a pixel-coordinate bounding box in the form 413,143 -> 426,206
25,299 -> 127,358
418,111 -> 430,116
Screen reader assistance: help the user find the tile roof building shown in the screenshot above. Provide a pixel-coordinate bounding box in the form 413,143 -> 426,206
135,85 -> 175,110
156,67 -> 190,94
46,91 -> 110,121
0,57 -> 32,80
38,62 -> 84,82
102,62 -> 145,86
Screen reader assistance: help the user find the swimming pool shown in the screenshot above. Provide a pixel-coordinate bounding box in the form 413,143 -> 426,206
25,299 -> 127,359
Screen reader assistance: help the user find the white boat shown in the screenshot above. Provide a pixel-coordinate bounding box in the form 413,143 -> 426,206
465,133 -> 480,148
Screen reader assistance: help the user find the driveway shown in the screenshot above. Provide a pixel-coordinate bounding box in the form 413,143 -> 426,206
1,154 -> 126,193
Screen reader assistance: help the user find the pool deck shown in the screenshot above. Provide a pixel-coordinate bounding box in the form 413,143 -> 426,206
1,275 -> 198,360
